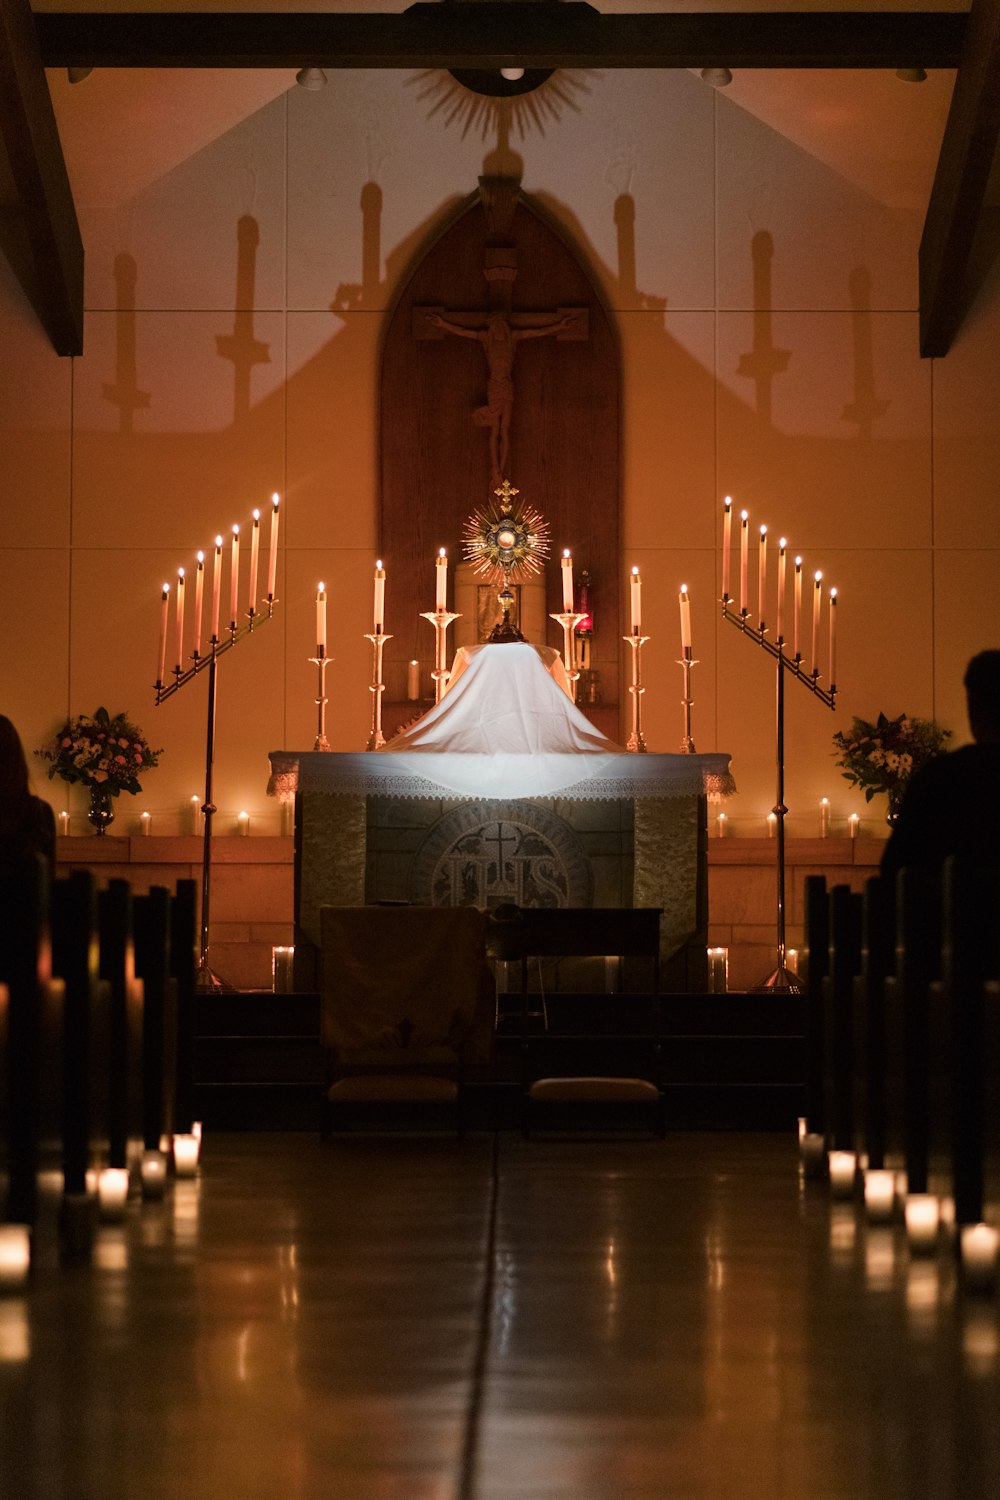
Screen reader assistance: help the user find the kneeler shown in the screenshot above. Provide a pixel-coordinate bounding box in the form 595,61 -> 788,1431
319,905 -> 493,1136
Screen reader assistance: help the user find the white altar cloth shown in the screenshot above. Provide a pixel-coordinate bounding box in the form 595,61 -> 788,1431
268,643 -> 733,802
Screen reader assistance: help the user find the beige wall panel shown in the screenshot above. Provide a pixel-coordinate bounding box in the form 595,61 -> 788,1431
932,277 -> 1000,549
72,311 -> 286,549
716,95 -> 920,312
81,95 -> 286,313
285,312 -> 378,551
0,550 -> 71,809
0,258 -> 72,547
716,311 -> 930,550
621,546 -> 719,756
287,72 -> 483,312
932,550 -> 1000,743
619,311 -> 717,551
283,548 -> 377,754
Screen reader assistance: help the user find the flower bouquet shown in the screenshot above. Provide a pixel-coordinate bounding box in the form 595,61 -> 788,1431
832,711 -> 950,819
36,707 -> 161,833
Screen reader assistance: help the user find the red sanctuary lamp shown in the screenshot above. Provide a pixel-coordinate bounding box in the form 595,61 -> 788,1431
574,569 -> 598,699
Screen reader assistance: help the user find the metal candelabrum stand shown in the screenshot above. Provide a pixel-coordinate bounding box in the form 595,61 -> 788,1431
623,630 -> 650,753
549,610 -> 587,700
721,597 -> 836,993
364,628 -> 393,749
419,609 -> 461,704
309,648 -> 332,751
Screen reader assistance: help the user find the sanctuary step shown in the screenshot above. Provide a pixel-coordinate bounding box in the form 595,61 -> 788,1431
194,990 -> 806,1131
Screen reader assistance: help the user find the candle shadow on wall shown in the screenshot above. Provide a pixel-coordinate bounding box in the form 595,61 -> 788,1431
736,231 -> 791,428
215,215 -> 271,427
842,266 -> 889,441
102,253 -> 151,435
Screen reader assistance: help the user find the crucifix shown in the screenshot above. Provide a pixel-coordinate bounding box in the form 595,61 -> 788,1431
414,177 -> 588,489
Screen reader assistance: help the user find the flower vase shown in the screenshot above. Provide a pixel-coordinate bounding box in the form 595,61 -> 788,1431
87,784 -> 116,835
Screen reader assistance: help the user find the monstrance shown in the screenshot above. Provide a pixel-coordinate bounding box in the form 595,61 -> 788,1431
463,478 -> 550,641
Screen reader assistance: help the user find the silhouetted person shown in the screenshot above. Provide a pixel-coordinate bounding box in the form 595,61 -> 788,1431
882,651 -> 1000,875
0,715 -> 56,877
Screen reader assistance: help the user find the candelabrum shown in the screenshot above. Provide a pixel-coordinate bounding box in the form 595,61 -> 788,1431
721,597 -> 836,992
364,629 -> 393,749
677,646 -> 697,752
623,630 -> 650,753
419,609 -> 461,704
309,648 -> 332,751
155,600 -> 277,991
549,610 -> 587,700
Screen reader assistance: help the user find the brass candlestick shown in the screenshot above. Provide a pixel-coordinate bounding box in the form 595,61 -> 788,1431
419,609 -> 460,703
677,647 -> 697,752
364,629 -> 392,749
309,649 -> 332,751
623,631 -> 650,753
549,610 -> 587,700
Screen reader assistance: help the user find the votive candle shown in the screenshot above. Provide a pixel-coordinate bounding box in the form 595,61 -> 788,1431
407,660 -> 420,700
267,493 -> 280,601
864,1169 -> 897,1224
436,548 -> 448,611
630,566 -> 641,633
561,549 -> 574,611
140,811 -> 151,837
316,583 -> 327,655
679,584 -> 692,652
961,1223 -> 999,1291
722,496 -> 732,601
237,811 -> 250,837
192,551 -> 205,658
229,525 -> 240,630
374,560 -> 385,632
828,1150 -> 857,1199
717,810 -> 727,838
248,508 -> 260,615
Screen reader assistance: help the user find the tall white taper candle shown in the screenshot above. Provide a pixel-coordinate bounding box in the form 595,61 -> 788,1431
211,536 -> 223,641
374,560 -> 385,632
722,496 -> 732,600
316,583 -> 327,654
436,548 -> 447,611
679,584 -> 692,651
267,493 -> 279,601
193,551 -> 205,658
229,525 -> 240,630
175,568 -> 186,671
561,549 -> 574,611
158,583 -> 170,684
740,511 -> 749,614
248,508 -> 260,614
630,566 -> 641,633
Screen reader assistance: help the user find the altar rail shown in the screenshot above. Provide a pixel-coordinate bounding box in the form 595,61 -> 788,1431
55,834 -> 883,992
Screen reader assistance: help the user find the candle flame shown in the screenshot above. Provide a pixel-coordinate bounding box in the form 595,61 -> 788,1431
680,583 -> 688,593
178,567 -> 185,579
760,524 -> 767,537
724,495 -> 732,508
215,535 -> 223,548
795,555 -> 802,566
197,550 -> 204,564
563,548 -> 570,559
162,583 -> 170,595
252,508 -> 260,522
740,509 -> 749,521
830,587 -> 838,599
232,524 -> 239,536
631,565 -> 639,576
821,797 -> 830,806
318,581 -> 325,592
779,537 -> 787,549
376,559 -> 383,570
814,570 -> 823,582
272,492 -> 280,507
439,547 -> 446,558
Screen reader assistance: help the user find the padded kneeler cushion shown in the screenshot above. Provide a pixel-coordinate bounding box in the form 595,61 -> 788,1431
328,1076 -> 459,1103
528,1077 -> 659,1104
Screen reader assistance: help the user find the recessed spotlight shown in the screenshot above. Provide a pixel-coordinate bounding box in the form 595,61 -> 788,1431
295,66 -> 327,90
896,67 -> 927,83
701,66 -> 733,88
67,66 -> 93,84
500,67 -> 525,82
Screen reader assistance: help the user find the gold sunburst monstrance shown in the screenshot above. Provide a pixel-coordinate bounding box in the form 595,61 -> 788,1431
462,480 -> 550,587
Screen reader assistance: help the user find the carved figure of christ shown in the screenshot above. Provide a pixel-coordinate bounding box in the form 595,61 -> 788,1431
419,305 -> 588,487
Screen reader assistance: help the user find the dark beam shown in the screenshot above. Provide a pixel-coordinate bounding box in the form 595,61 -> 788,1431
0,0 -> 82,354
919,0 -> 1000,356
35,7 -> 967,72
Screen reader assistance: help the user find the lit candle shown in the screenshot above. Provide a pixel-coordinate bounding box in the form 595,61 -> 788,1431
864,1169 -> 897,1225
849,812 -> 859,840
316,583 -> 327,655
173,1134 -> 200,1179
961,1223 -> 999,1291
190,795 -> 201,835
229,525 -> 240,630
237,811 -> 250,837
192,551 -> 205,658
157,583 -> 170,685
140,1149 -> 167,1201
679,584 -> 692,652
740,510 -> 749,614
758,524 -> 767,629
0,1224 -> 31,1291
436,548 -> 448,612
828,1150 -> 857,1199
905,1194 -> 940,1254
829,587 -> 837,687
267,493 -> 280,601
776,539 -> 786,643
561,549 -> 574,612
820,797 -> 830,837
800,1132 -> 826,1177
175,568 -> 186,671
767,812 -> 776,838
793,557 -> 802,659
630,566 -> 641,633
248,508 -> 260,615
140,811 -> 151,837
211,535 -> 223,642
97,1167 -> 130,1222
59,810 -> 69,836
272,945 -> 295,994
407,660 -> 420,701
811,570 -> 823,674
717,810 -> 727,838
722,496 -> 732,601
374,559 -> 385,633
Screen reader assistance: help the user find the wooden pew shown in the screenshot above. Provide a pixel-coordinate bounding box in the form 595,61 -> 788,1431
133,887 -> 176,1191
802,874 -> 829,1140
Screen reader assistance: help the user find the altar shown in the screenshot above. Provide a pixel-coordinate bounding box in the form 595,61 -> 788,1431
268,642 -> 733,993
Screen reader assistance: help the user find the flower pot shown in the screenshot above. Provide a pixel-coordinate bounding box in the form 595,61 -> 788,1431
87,784 -> 116,835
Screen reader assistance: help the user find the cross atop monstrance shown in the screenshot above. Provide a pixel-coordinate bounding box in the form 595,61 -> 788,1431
414,176 -> 589,489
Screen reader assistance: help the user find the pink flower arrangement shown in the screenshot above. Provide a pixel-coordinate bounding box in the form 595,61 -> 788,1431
36,707 -> 161,796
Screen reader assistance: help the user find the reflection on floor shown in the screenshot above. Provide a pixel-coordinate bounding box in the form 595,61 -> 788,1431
1,1133 -> 997,1499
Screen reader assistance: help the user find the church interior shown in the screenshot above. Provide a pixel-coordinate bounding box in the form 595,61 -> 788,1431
3,1 -> 1000,1494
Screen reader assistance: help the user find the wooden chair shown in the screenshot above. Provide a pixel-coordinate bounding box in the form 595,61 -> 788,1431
97,880 -> 144,1176
823,884 -> 863,1155
0,854 -> 52,1232
133,888 -> 177,1176
319,905 -> 494,1136
802,874 -> 829,1140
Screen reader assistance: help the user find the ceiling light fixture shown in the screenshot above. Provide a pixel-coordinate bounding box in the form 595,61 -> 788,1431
295,66 -> 327,90
896,67 -> 927,82
700,66 -> 733,88
500,67 -> 525,81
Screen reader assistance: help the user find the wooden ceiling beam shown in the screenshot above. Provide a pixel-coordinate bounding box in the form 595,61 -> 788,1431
0,0 -> 82,354
919,0 -> 1000,356
35,6 -> 967,73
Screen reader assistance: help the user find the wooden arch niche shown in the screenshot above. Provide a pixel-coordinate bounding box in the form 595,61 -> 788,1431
378,180 -> 621,735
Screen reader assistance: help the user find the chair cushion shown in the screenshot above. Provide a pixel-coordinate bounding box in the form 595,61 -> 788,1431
328,1075 -> 459,1104
529,1076 -> 660,1104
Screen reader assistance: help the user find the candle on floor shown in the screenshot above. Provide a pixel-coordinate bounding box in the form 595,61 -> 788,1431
800,1132 -> 826,1177
407,660 -> 420,701
229,525 -> 240,630
561,549 -> 574,612
787,948 -> 799,974
0,1225 -> 31,1292
828,1151 -> 858,1199
173,1134 -> 200,1179
157,583 -> 170,685
140,1150 -> 167,1201
267,493 -> 280,602
820,797 -> 830,837
721,496 -> 732,601
211,536 -> 223,641
237,811 -> 249,837
436,548 -> 448,612
248,508 -> 261,615
316,583 -> 327,656
739,510 -> 749,614
679,584 -> 692,652
140,811 -> 151,837
864,1169 -> 897,1224
98,1167 -> 130,1223
192,551 -> 205,658
905,1194 -> 940,1254
961,1223 -> 999,1292
630,566 -> 641,633
374,560 -> 386,633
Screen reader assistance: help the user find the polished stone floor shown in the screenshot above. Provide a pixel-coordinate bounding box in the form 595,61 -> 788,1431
2,1132 -> 998,1499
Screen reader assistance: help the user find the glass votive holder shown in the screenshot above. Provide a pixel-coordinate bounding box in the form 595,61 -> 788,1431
828,1150 -> 858,1199
864,1168 -> 897,1224
0,1225 -> 31,1293
272,945 -> 295,994
707,946 -> 729,993
961,1223 -> 999,1293
97,1167 -> 130,1223
800,1132 -> 827,1178
140,1149 -> 167,1201
905,1193 -> 941,1254
173,1134 -> 200,1179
